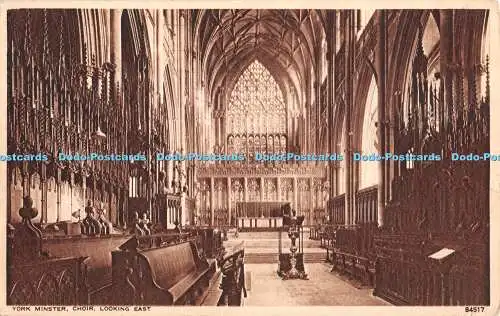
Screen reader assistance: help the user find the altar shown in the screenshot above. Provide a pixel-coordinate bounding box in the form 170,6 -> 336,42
236,202 -> 289,230
238,217 -> 283,229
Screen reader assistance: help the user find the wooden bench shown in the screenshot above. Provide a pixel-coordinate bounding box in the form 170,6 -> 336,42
111,236 -> 216,305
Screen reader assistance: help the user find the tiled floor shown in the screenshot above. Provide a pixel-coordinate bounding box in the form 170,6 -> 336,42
243,263 -> 390,306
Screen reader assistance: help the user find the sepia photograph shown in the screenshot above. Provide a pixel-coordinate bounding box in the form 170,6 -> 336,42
1,2 -> 498,315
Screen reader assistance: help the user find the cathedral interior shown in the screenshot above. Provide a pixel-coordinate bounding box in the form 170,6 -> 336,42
6,9 -> 490,306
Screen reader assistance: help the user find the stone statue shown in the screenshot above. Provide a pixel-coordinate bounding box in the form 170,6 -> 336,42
97,202 -> 113,235
132,211 -> 145,235
139,212 -> 151,235
174,219 -> 182,234
83,200 -> 101,235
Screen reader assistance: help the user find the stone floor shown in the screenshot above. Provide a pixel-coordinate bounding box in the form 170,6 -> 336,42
243,263 -> 390,306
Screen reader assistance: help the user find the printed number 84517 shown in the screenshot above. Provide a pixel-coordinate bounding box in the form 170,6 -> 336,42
465,306 -> 485,313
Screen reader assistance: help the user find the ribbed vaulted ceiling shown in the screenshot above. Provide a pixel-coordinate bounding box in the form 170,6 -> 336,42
194,9 -> 326,112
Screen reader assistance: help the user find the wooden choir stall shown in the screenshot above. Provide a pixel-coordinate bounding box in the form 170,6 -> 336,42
110,235 -> 216,305
323,15 -> 490,306
7,197 -> 238,306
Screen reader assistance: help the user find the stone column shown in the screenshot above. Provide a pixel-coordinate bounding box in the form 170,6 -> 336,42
276,177 -> 281,202
310,177 -> 314,225
221,116 -> 226,152
315,79 -> 321,154
56,169 -> 61,223
440,10 -> 454,156
227,177 -> 232,225
377,10 -> 387,227
41,165 -> 47,224
166,157 -> 173,192
157,10 -> 165,111
243,177 -> 248,202
344,10 -> 356,225
260,177 -> 265,201
180,192 -> 186,226
327,10 -> 337,198
179,11 -> 187,152
210,177 -> 214,226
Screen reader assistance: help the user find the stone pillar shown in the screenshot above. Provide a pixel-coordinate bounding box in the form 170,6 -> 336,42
157,10 -> 165,111
243,177 -> 248,202
180,149 -> 187,190
315,78 -> 321,154
166,157 -> 173,192
221,116 -> 226,152
260,177 -> 264,201
344,11 -> 356,225
227,177 -> 232,225
377,10 -> 387,227
41,165 -> 47,224
179,11 -> 187,152
276,177 -> 281,202
210,177 -> 214,226
440,10 -> 454,157
310,177 -> 314,225
327,10 -> 337,198
214,111 -> 220,148
110,9 -> 122,91
56,169 -> 62,223
180,192 -> 186,226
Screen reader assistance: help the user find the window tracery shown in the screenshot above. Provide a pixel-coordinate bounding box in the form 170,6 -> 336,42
227,60 -> 287,156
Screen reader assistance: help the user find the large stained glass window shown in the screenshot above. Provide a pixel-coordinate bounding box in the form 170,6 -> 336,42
227,60 -> 286,136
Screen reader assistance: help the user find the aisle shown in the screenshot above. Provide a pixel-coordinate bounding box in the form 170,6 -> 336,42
243,263 -> 390,306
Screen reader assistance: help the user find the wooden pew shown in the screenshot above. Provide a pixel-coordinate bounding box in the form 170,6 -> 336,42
111,236 -> 216,305
42,234 -> 131,304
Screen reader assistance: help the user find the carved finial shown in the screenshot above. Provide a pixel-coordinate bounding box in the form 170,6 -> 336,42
58,15 -> 65,76
471,69 -> 477,106
413,26 -> 428,74
82,43 -> 88,66
19,196 -> 38,220
12,196 -> 43,263
43,9 -> 49,59
24,10 -> 32,55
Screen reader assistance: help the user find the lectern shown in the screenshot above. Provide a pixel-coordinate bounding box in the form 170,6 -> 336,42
277,206 -> 308,280
428,247 -> 456,305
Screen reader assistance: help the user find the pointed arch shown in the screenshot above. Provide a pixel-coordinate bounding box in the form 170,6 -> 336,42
226,60 -> 287,136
